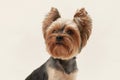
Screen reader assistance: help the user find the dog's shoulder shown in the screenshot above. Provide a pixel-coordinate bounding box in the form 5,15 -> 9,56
25,63 -> 48,80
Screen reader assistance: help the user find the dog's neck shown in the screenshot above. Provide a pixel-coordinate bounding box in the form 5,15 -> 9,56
48,57 -> 78,74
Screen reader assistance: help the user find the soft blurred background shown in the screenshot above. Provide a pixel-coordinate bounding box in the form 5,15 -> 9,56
0,0 -> 120,80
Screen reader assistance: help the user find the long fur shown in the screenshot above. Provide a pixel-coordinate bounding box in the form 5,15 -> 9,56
26,7 -> 92,80
42,7 -> 61,38
74,8 -> 92,48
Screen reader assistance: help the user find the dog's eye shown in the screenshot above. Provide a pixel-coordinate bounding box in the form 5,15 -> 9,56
52,30 -> 57,33
66,30 -> 73,35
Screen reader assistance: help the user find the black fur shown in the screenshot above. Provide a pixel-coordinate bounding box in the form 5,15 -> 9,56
25,57 -> 77,80
50,57 -> 77,74
25,63 -> 48,80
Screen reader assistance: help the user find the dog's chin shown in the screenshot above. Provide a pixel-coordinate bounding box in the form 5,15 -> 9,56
47,42 -> 77,60
54,42 -> 71,55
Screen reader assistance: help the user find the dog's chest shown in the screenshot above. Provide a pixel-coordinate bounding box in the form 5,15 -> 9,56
47,67 -> 77,80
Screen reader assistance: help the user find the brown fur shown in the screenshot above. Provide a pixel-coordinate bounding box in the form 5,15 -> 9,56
42,7 -> 92,60
45,23 -> 80,60
74,8 -> 92,48
43,7 -> 61,38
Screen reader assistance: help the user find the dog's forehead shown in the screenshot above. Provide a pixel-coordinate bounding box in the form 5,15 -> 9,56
48,18 -> 78,30
56,18 -> 77,27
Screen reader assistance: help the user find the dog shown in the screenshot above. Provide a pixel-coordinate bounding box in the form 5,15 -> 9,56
25,7 -> 92,80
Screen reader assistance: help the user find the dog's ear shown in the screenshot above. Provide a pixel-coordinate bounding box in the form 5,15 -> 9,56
42,7 -> 61,38
73,8 -> 92,48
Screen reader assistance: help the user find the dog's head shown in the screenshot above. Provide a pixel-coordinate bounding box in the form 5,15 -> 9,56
42,7 -> 92,60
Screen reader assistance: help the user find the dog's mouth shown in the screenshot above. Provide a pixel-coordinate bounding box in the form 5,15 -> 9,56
54,41 -> 72,53
55,42 -> 64,45
46,35 -> 78,60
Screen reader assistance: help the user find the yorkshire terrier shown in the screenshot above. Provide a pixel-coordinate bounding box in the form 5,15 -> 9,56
26,7 -> 92,80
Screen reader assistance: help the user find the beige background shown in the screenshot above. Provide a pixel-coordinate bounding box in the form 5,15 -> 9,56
0,0 -> 120,80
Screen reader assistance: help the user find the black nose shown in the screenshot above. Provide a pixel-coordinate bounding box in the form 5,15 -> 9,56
56,36 -> 63,41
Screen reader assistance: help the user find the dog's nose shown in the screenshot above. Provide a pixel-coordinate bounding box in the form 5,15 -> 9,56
56,36 -> 63,41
